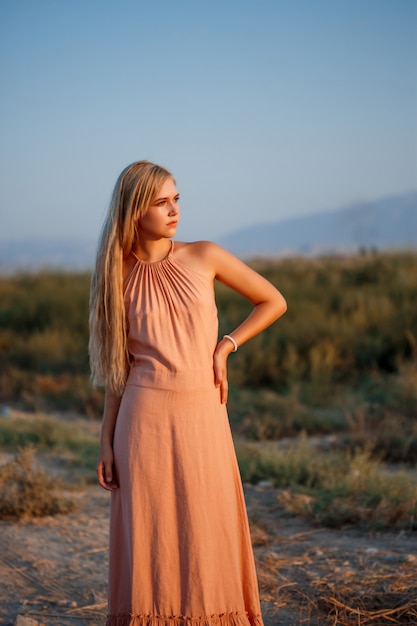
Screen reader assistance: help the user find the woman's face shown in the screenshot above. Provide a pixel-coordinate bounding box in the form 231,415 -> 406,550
139,177 -> 180,240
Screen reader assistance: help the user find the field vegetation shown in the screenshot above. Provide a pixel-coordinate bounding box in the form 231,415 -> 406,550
0,251 -> 416,528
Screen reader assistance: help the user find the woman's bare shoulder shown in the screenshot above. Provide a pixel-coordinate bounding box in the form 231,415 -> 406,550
174,240 -> 217,257
173,240 -> 223,278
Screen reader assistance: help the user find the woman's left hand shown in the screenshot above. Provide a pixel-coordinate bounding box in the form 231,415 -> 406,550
213,338 -> 235,404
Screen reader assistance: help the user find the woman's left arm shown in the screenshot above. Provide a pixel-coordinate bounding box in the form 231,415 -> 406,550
205,243 -> 287,403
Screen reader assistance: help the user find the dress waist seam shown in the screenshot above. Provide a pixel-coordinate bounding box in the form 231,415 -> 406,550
126,366 -> 215,391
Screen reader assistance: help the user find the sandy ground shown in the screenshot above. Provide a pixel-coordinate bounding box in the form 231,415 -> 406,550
0,480 -> 416,626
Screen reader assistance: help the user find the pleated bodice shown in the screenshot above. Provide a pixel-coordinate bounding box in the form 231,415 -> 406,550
123,242 -> 218,390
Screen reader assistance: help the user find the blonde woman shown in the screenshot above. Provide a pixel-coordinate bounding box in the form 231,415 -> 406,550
89,160 -> 287,626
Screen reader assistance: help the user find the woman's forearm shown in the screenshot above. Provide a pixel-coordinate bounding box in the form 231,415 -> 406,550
224,294 -> 287,350
101,389 -> 122,446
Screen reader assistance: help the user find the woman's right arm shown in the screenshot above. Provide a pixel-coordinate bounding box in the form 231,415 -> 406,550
96,388 -> 121,491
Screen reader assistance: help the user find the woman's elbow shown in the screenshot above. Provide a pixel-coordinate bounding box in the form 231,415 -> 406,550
274,292 -> 287,319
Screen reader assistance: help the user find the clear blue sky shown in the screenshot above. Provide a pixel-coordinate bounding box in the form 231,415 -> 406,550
1,0 -> 416,243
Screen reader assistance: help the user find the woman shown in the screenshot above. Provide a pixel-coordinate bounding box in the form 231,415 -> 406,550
89,160 -> 287,626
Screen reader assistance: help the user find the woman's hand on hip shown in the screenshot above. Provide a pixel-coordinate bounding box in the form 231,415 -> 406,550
213,337 -> 235,404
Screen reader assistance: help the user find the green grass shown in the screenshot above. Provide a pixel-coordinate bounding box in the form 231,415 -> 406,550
0,414 -> 99,472
236,436 -> 417,530
0,412 -> 416,529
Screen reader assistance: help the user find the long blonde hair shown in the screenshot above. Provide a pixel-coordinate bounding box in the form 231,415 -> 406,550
89,160 -> 173,394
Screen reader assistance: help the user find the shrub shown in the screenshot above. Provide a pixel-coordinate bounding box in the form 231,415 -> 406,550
228,387 -> 345,440
0,446 -> 75,519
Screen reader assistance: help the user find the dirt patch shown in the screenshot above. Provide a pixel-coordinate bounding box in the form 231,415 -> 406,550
0,481 -> 416,626
246,485 -> 417,624
0,486 -> 108,625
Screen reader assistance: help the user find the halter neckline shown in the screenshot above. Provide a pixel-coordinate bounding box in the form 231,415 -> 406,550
131,240 -> 174,265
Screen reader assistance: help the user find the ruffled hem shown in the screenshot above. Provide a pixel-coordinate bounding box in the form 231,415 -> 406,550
106,611 -> 264,626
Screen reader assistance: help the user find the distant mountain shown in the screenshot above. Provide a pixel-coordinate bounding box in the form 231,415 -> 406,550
216,191 -> 417,257
0,237 -> 97,273
1,191 -> 416,272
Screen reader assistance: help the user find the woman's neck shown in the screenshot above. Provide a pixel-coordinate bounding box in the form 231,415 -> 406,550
132,238 -> 172,263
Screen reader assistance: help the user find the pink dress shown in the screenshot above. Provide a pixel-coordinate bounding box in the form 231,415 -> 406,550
107,241 -> 264,626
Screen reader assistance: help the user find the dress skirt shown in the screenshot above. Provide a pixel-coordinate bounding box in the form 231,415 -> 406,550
107,370 -> 264,626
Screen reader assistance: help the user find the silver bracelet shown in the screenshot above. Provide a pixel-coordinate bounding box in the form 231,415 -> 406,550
223,334 -> 238,352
